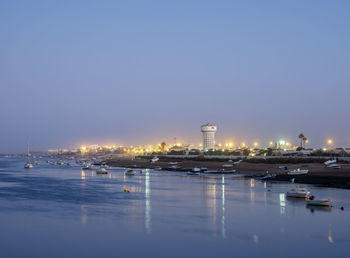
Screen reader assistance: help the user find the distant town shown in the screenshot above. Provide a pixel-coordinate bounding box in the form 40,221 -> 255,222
45,123 -> 350,159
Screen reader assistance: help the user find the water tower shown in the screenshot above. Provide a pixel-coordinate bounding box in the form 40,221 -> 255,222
201,123 -> 217,150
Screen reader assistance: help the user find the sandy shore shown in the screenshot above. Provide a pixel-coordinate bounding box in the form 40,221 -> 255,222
107,158 -> 350,189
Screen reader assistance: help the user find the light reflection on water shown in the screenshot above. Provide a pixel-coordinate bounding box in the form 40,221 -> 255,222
0,158 -> 350,258
145,169 -> 151,234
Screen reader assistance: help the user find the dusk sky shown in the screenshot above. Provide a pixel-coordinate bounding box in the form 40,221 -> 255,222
1,0 -> 350,152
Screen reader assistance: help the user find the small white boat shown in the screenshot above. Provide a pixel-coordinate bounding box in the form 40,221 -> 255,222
287,188 -> 310,198
100,164 -> 109,168
151,156 -> 159,163
82,164 -> 93,170
260,173 -> 277,180
187,171 -> 200,175
287,168 -> 309,175
24,162 -> 33,169
306,199 -> 332,207
24,140 -> 33,169
324,159 -> 337,166
96,168 -> 108,174
192,167 -> 201,172
140,169 -> 147,174
222,164 -> 234,168
326,164 -> 341,169
125,169 -> 136,176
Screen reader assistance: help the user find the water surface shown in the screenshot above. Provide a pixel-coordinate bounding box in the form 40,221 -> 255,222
0,157 -> 349,258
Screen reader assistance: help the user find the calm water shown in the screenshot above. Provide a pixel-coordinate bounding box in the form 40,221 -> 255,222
0,157 -> 349,258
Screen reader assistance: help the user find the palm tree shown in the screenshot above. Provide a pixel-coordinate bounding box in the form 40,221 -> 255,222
298,133 -> 305,148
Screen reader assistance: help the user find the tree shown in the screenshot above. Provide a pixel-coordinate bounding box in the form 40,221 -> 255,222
298,133 -> 305,148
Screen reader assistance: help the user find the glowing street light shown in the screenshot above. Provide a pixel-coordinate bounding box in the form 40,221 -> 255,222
327,139 -> 333,145
253,142 -> 259,148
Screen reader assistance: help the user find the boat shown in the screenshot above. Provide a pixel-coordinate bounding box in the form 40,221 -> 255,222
24,162 -> 33,169
233,160 -> 243,165
260,173 -> 277,180
96,168 -> 108,174
150,156 -> 159,163
287,168 -> 309,175
140,169 -> 148,174
326,163 -> 341,169
187,171 -> 200,175
222,164 -> 234,168
306,199 -> 332,207
125,169 -> 136,176
204,169 -> 236,174
324,159 -> 337,166
167,165 -> 180,171
192,167 -> 201,172
100,164 -> 110,168
82,164 -> 93,170
24,140 -> 33,169
287,188 -> 310,198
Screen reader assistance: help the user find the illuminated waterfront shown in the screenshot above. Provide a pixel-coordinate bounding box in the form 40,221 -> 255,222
0,157 -> 350,257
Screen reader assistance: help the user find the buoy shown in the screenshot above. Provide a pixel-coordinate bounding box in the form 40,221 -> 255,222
341,206 -> 344,210
127,189 -> 130,193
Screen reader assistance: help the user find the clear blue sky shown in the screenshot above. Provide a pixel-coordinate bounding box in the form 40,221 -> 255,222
1,0 -> 350,152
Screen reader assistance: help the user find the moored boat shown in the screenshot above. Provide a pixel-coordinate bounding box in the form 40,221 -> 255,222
326,163 -> 341,169
24,140 -> 33,169
287,168 -> 308,175
192,167 -> 201,172
24,162 -> 33,169
187,171 -> 200,175
324,159 -> 337,166
96,168 -> 108,174
306,199 -> 332,207
287,188 -> 310,198
140,169 -> 148,174
125,169 -> 136,176
82,163 -> 93,170
205,169 -> 236,174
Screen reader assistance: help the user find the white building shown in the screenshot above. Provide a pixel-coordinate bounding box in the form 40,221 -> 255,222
201,123 -> 217,150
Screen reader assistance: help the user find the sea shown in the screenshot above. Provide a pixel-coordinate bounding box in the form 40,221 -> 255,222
0,157 -> 349,258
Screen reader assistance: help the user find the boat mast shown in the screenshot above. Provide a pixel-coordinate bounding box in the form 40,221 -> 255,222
26,138 -> 30,162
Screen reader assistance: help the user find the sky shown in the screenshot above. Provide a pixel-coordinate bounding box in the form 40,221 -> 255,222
1,0 -> 350,152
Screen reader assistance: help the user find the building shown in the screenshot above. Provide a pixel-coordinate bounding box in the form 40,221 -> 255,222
201,123 -> 217,150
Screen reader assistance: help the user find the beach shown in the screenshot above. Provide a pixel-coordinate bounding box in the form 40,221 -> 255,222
107,158 -> 350,189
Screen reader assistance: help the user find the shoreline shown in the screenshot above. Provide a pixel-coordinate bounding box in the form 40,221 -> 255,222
107,158 -> 350,189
